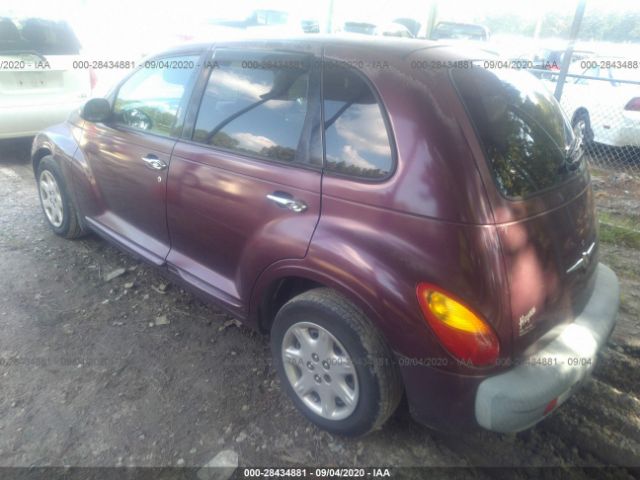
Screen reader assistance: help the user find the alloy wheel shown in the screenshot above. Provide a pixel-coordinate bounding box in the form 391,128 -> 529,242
39,170 -> 64,228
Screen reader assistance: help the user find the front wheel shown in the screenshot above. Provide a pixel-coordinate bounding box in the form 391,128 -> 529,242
36,156 -> 84,239
270,288 -> 403,436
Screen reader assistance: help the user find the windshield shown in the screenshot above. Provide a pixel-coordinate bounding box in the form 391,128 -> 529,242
452,67 -> 585,198
0,17 -> 81,55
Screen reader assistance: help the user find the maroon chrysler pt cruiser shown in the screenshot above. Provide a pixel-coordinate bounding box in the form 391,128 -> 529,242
32,36 -> 619,436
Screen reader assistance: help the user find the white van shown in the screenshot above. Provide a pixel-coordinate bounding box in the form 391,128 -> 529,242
0,17 -> 91,139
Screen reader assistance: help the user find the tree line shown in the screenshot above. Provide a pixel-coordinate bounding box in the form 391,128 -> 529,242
478,10 -> 640,43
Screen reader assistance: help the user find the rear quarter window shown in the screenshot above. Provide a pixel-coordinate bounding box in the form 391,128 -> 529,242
323,63 -> 394,179
452,67 -> 585,198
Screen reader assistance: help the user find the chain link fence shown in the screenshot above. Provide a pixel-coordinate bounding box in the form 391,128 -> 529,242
527,66 -> 640,244
530,68 -> 640,177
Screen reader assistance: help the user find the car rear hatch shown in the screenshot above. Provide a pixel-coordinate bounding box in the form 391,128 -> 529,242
452,66 -> 599,357
0,17 -> 90,106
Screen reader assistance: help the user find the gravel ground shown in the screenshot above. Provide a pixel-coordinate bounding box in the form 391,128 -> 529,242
0,139 -> 639,478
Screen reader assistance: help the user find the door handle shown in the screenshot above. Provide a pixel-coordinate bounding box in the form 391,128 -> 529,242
266,193 -> 308,213
142,155 -> 167,171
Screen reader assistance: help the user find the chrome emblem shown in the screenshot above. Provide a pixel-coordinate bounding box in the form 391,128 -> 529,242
566,241 -> 596,274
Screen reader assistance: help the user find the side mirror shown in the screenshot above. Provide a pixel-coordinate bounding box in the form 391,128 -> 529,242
81,98 -> 111,123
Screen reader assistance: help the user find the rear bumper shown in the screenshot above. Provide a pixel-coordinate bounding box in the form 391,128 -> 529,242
0,101 -> 83,139
475,263 -> 619,432
401,263 -> 619,432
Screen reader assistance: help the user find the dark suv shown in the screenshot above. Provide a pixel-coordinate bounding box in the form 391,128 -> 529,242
32,36 -> 619,436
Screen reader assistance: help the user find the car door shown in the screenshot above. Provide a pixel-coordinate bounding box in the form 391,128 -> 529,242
166,46 -> 323,313
79,52 -> 202,264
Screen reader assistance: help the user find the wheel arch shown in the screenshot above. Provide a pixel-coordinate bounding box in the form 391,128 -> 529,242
251,264 -> 385,340
32,146 -> 53,177
570,107 -> 595,143
31,129 -> 88,236
255,273 -> 326,334
571,107 -> 590,125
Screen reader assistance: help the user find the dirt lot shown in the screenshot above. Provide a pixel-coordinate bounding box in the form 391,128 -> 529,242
0,139 -> 639,477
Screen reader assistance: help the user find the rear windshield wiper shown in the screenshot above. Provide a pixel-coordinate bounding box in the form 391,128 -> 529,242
0,49 -> 49,64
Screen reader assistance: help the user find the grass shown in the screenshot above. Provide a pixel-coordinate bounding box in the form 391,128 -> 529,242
599,211 -> 640,250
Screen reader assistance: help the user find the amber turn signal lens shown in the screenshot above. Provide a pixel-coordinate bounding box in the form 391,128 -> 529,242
416,284 -> 499,366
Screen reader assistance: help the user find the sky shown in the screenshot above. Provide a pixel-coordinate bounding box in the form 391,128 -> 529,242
4,0 -> 640,53
6,0 -> 640,23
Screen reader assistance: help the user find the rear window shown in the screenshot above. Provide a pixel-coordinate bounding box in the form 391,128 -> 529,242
452,67 -> 585,198
0,17 -> 81,55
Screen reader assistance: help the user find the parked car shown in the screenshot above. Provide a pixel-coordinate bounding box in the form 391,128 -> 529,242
341,21 -> 413,38
209,9 -> 304,36
530,47 -> 593,71
373,22 -> 414,38
514,45 -> 594,79
31,36 -> 619,436
427,21 -> 490,41
0,16 -> 92,139
392,18 -> 422,38
341,21 -> 377,35
300,19 -> 320,34
544,58 -> 640,148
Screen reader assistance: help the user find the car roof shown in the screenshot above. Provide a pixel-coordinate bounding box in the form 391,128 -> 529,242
157,34 -> 489,63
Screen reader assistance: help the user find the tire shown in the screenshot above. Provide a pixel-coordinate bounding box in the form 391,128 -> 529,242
36,155 -> 84,239
271,288 -> 403,436
572,111 -> 594,144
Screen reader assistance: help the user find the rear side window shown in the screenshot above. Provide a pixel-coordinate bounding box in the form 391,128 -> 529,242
323,64 -> 393,179
452,67 -> 584,198
0,18 -> 81,55
193,52 -> 312,164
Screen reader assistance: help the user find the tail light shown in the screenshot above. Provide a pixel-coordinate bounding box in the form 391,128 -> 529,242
416,284 -> 499,366
624,98 -> 640,111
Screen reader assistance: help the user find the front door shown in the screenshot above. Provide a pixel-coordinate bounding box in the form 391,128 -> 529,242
80,53 -> 200,264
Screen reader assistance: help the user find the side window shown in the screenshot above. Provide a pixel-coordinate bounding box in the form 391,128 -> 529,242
192,52 -> 312,164
323,63 -> 393,179
112,55 -> 199,137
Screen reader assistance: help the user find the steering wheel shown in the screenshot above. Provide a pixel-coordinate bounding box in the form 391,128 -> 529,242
123,108 -> 153,130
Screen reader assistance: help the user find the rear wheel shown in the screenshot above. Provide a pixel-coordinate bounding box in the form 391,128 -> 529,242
36,156 -> 84,239
270,288 -> 403,436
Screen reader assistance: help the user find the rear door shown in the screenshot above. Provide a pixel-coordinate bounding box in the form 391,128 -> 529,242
80,53 -> 201,264
166,46 -> 322,312
452,67 -> 598,354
